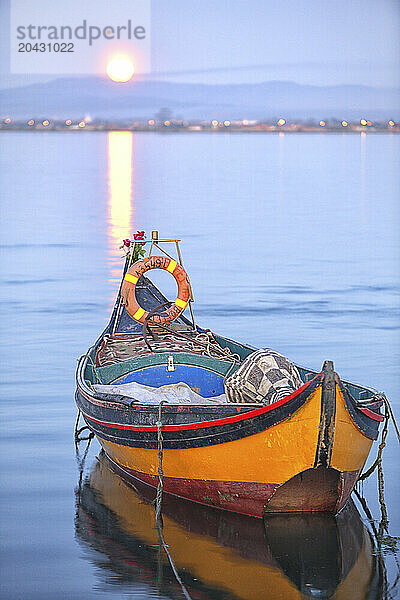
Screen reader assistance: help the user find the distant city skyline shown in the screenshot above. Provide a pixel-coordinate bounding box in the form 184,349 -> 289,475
0,0 -> 399,89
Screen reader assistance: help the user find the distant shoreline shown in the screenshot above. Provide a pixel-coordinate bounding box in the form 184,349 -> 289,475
1,128 -> 398,134
1,123 -> 399,134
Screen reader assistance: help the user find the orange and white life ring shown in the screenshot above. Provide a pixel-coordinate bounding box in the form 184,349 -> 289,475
121,255 -> 190,325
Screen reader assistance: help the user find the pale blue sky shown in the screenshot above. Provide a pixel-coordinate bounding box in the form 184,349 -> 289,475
1,0 -> 399,88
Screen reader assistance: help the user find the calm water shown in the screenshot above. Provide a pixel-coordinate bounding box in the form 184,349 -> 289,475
0,131 -> 399,599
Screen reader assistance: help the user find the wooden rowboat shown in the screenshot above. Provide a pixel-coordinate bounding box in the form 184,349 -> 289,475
75,234 -> 384,517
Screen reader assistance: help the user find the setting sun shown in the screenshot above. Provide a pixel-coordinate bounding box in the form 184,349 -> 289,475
106,57 -> 135,83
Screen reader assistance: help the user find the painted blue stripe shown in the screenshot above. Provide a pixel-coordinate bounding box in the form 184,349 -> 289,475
112,364 -> 225,397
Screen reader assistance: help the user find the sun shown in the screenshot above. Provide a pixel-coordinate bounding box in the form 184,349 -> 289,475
106,57 -> 135,83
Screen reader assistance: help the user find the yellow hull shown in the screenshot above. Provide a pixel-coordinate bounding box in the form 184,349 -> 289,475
99,385 -> 322,484
331,385 -> 373,471
92,379 -> 374,515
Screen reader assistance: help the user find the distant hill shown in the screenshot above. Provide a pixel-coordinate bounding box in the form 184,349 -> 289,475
1,77 -> 398,120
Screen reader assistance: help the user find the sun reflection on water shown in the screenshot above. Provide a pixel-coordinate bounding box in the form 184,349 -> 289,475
107,131 -> 133,289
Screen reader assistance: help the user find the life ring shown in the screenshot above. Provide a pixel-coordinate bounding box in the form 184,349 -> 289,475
121,255 -> 191,325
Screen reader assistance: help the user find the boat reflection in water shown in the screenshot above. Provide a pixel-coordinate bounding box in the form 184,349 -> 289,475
75,452 -> 382,600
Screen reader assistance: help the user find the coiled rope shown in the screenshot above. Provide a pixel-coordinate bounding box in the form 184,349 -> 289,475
142,310 -> 241,365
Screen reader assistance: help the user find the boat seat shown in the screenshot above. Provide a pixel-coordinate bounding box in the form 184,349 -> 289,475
92,352 -> 239,398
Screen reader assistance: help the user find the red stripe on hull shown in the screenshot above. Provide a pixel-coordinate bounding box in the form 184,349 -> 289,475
357,407 -> 384,422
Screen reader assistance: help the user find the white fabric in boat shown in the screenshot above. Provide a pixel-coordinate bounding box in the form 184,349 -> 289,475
93,381 -> 227,405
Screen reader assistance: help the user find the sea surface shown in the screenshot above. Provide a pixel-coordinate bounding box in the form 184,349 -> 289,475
0,131 -> 399,599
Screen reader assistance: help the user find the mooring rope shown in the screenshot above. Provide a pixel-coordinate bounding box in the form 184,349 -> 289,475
357,399 -> 391,536
74,409 -> 94,443
358,401 -> 389,482
358,392 -> 399,484
155,401 -> 166,524
354,488 -> 389,597
74,409 -> 81,439
155,400 -> 193,600
379,392 -> 400,443
74,415 -> 95,503
355,391 -> 400,599
354,486 -> 400,600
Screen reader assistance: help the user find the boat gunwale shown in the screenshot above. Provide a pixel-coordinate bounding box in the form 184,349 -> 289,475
77,352 -> 382,424
77,361 -> 382,451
